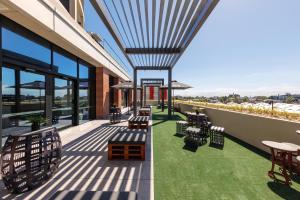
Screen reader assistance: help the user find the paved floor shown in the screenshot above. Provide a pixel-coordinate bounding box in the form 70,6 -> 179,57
0,114 -> 153,200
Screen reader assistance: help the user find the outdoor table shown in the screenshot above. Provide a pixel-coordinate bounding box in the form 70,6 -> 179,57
128,116 -> 149,130
282,142 -> 300,174
262,141 -> 299,185
108,129 -> 147,160
296,130 -> 300,135
139,108 -> 151,116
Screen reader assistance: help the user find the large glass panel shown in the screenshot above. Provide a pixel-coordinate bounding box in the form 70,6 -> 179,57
79,82 -> 89,124
79,63 -> 89,124
79,63 -> 89,79
53,51 -> 77,77
53,78 -> 74,129
2,27 -> 51,64
2,68 -> 46,136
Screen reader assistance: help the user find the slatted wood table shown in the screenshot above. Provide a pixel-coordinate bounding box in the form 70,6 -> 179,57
138,108 -> 151,116
108,129 -> 147,160
262,141 -> 299,185
128,116 -> 149,130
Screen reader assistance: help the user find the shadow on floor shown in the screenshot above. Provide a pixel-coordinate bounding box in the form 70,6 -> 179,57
152,113 -> 185,127
267,181 -> 300,200
0,123 -> 152,200
225,134 -> 270,159
182,143 -> 198,153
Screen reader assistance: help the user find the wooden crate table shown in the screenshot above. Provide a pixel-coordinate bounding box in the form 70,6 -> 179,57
108,129 -> 147,160
138,108 -> 151,116
128,116 -> 149,130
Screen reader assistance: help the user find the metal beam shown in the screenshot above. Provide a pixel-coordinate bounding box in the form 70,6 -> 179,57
133,68 -> 137,116
135,66 -> 171,70
168,68 -> 172,118
126,48 -> 181,54
90,0 -> 135,68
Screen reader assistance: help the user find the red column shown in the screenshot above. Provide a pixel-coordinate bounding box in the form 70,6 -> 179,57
149,86 -> 154,100
114,78 -> 122,108
96,67 -> 110,119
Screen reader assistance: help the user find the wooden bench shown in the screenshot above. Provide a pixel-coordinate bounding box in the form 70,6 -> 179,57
138,108 -> 151,116
128,116 -> 149,130
210,126 -> 225,147
108,129 -> 147,160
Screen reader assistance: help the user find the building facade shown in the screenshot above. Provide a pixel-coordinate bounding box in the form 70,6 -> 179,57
0,0 -> 131,142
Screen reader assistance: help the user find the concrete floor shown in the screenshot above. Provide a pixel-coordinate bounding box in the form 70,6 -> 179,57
0,114 -> 153,200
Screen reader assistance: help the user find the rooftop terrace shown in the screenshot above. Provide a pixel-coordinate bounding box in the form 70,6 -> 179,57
1,108 -> 299,199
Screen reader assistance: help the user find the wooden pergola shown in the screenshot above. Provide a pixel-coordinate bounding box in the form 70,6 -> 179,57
90,0 -> 219,118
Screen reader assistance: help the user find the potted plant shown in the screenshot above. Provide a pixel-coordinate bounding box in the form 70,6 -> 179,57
27,115 -> 47,131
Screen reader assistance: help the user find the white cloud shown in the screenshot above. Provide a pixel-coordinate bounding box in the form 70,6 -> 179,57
175,85 -> 300,97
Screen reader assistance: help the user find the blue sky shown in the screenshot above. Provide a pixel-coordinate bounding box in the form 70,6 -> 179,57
85,0 -> 300,97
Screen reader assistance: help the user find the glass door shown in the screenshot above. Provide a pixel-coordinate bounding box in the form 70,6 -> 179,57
52,78 -> 74,129
2,67 -> 46,136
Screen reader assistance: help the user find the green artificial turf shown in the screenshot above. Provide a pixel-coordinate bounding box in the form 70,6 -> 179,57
152,108 -> 300,200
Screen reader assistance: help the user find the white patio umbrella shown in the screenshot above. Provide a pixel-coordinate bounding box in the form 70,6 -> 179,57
111,81 -> 141,114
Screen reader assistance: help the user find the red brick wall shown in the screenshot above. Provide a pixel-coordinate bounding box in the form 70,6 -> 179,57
114,78 -> 122,108
96,67 -> 110,118
128,89 -> 133,107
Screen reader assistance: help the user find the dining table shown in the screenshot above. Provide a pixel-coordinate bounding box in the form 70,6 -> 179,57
262,141 -> 300,185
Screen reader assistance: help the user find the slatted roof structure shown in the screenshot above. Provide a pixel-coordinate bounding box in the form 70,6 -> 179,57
90,0 -> 219,117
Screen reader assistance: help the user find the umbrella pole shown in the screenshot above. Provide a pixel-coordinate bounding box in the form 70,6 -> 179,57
172,89 -> 174,115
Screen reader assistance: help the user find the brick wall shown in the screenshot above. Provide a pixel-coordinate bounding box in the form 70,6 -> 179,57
95,67 -> 110,118
114,77 -> 122,108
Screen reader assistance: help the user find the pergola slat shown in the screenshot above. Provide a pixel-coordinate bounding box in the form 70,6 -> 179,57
91,0 -> 219,70
126,48 -> 180,54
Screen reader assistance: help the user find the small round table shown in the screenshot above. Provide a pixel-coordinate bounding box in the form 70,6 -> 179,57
262,141 -> 299,185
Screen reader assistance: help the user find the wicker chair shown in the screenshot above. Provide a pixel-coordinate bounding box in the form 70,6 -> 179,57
1,127 -> 62,193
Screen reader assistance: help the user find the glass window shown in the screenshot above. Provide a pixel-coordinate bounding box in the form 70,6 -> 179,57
2,68 -> 46,137
79,81 -> 89,124
78,63 -> 90,124
53,78 -> 74,129
79,63 -> 89,79
2,67 -> 16,115
53,51 -> 77,77
2,27 -> 51,64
